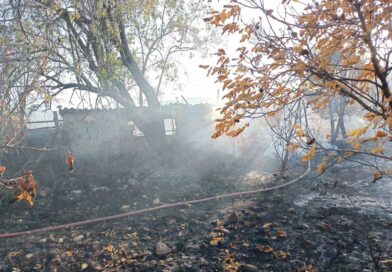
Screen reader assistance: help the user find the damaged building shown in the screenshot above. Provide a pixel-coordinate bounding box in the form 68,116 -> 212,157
58,104 -> 213,157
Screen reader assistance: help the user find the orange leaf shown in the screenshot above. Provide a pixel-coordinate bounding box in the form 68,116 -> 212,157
346,55 -> 360,65
363,112 -> 376,121
15,191 -> 34,207
316,157 -> 328,174
210,237 -> 223,246
301,144 -> 316,162
25,193 -> 34,207
273,250 -> 289,258
199,65 -> 209,69
257,244 -> 273,253
375,130 -> 388,138
102,244 -> 115,254
286,143 -> 299,153
262,222 -> 273,229
15,193 -> 24,202
66,151 -> 75,173
372,171 -> 383,182
277,230 -> 287,238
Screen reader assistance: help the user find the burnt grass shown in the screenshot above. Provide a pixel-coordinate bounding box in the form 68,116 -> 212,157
0,153 -> 391,271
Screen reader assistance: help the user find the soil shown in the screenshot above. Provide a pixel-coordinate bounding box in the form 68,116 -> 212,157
0,157 -> 391,272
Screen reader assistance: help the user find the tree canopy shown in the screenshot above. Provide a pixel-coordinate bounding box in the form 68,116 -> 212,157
204,0 -> 392,171
1,0 -> 211,144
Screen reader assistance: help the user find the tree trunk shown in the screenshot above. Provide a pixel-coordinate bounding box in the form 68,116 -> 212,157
280,148 -> 289,175
329,102 -> 338,145
337,98 -> 347,138
115,19 -> 166,149
124,106 -> 166,155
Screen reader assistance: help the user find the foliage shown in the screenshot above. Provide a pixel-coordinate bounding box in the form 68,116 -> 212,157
66,151 -> 75,173
0,5 -> 49,205
222,251 -> 241,272
0,10 -> 44,154
0,0 -> 214,143
0,169 -> 38,207
204,0 -> 392,171
1,0 -> 211,109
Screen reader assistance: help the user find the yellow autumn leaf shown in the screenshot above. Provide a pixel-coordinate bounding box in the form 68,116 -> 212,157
348,125 -> 369,138
292,124 -> 306,138
371,147 -> 384,155
351,142 -> 361,150
301,144 -> 316,162
262,222 -> 272,229
43,95 -> 52,103
295,128 -> 306,138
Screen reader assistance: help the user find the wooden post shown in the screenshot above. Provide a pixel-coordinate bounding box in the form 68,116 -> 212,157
53,111 -> 60,131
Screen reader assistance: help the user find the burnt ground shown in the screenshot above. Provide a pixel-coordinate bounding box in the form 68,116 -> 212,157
0,156 -> 391,272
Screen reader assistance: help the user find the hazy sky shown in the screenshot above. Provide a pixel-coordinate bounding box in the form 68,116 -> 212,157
171,0 -> 282,104
167,49 -> 223,105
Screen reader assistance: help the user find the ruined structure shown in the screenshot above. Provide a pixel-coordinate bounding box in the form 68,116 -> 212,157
58,104 -> 213,157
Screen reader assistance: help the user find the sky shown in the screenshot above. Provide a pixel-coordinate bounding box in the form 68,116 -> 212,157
164,0 -> 282,104
163,51 -> 223,105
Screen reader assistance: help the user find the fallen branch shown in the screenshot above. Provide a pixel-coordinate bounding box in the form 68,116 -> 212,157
0,181 -> 13,190
0,162 -> 311,239
0,177 -> 19,189
0,145 -> 51,152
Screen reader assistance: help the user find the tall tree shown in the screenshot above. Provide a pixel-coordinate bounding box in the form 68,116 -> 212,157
0,6 -> 42,207
0,2 -> 49,155
6,0 -> 210,147
204,0 -> 392,172
328,95 -> 347,145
